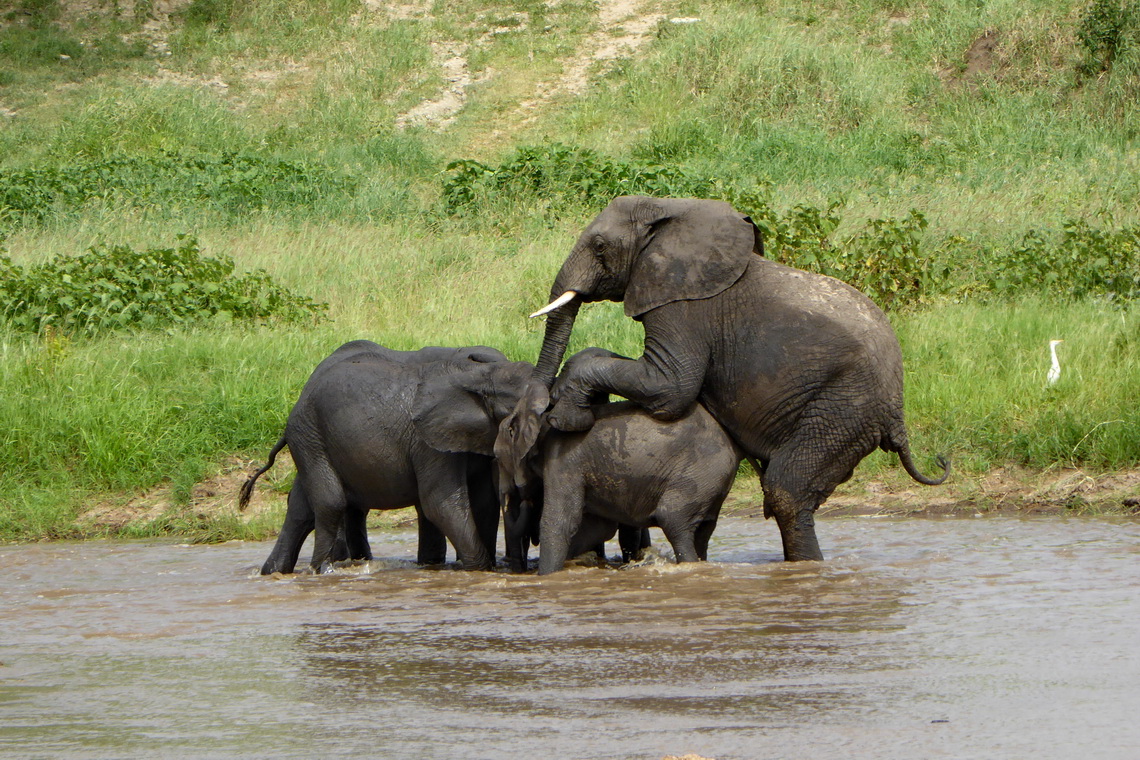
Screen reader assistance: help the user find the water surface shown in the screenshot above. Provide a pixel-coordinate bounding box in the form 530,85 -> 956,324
2,516 -> 1138,759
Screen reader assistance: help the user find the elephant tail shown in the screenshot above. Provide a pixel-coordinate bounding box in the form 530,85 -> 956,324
884,428 -> 950,486
238,434 -> 288,511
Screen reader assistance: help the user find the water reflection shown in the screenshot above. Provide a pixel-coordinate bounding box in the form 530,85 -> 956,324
284,550 -> 916,745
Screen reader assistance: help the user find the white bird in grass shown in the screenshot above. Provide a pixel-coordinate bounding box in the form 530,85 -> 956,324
1047,339 -> 1064,386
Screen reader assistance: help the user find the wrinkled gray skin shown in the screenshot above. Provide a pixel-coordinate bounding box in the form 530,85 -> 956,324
533,196 -> 949,562
239,341 -> 532,574
496,352 -> 744,575
495,351 -> 653,573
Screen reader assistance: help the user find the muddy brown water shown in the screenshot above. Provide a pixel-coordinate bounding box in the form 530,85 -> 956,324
2,516 -> 1138,759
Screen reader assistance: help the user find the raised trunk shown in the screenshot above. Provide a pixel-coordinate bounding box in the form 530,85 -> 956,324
533,299 -> 580,388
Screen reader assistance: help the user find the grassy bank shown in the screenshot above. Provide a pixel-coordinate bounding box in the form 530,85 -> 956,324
2,0 -> 1139,540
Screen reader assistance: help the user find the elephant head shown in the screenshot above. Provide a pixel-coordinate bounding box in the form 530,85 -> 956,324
411,360 -> 536,456
532,195 -> 763,385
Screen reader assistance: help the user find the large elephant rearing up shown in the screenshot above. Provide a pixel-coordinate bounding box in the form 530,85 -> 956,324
532,195 -> 948,562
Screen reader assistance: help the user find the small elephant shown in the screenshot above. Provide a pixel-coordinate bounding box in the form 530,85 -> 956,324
530,195 -> 949,562
239,340 -> 533,574
495,364 -> 743,575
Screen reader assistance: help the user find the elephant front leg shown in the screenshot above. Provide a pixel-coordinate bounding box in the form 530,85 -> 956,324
548,339 -> 706,432
537,484 -> 586,575
618,525 -> 651,564
342,507 -> 373,561
417,461 -> 493,571
503,496 -> 533,573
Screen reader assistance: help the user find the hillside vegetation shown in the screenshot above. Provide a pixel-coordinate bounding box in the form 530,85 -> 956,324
2,0 -> 1139,540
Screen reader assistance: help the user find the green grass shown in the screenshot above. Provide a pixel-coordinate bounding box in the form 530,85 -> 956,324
2,0 -> 1139,540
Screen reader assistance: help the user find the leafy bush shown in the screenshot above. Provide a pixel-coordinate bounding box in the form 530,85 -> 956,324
442,143 -> 709,216
0,151 -> 353,228
985,218 -> 1140,301
1077,0 -> 1139,75
442,143 -> 945,309
0,237 -> 326,335
181,0 -> 239,30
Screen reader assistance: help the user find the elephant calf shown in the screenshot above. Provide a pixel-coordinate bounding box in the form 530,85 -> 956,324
239,340 -> 533,574
496,372 -> 743,575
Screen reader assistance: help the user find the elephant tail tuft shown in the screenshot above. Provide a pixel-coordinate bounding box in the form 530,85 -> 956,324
238,434 -> 288,511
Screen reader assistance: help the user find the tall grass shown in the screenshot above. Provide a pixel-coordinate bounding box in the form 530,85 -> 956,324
2,0 -> 1139,539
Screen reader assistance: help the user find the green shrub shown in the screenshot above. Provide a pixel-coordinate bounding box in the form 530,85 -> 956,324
1077,0 -> 1139,75
0,237 -> 327,335
181,0 -> 239,30
442,143 -> 706,216
2,0 -> 60,28
442,143 -> 945,309
0,151 -> 353,228
986,218 -> 1140,301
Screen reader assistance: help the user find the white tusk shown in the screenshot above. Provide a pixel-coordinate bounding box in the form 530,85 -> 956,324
529,290 -> 578,318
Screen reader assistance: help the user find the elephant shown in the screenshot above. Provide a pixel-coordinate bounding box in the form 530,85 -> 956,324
495,350 -> 744,575
238,340 -> 534,574
529,195 -> 949,562
269,339 -> 509,566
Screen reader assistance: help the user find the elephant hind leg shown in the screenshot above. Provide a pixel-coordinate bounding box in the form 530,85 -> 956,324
763,416 -> 880,562
653,498 -> 704,564
761,482 -> 824,562
342,506 -> 372,562
301,467 -> 349,573
415,505 -> 448,565
694,516 -> 719,561
260,484 -> 315,575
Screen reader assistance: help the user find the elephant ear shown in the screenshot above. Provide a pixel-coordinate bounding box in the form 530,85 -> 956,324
493,380 -> 549,491
412,362 -> 530,456
625,198 -> 760,318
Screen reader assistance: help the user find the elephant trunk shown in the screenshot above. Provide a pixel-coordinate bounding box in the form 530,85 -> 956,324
533,298 -> 580,388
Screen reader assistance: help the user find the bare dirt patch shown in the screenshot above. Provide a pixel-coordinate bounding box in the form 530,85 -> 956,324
481,0 -> 667,145
940,29 -> 1000,87
388,0 -> 670,137
77,454 -> 287,533
395,39 -> 493,131
723,465 -> 1140,519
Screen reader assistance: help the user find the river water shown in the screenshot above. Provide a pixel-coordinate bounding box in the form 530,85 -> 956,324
2,516 -> 1138,759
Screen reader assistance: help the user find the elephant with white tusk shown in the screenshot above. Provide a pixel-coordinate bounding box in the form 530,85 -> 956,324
531,196 -> 949,562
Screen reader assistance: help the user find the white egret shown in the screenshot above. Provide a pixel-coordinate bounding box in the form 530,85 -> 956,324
1047,339 -> 1064,386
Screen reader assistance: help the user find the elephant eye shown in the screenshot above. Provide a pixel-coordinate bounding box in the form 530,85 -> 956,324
592,237 -> 605,254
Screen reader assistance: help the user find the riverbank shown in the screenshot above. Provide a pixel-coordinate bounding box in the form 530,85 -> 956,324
3,0 -> 1139,543
48,456 -> 1140,547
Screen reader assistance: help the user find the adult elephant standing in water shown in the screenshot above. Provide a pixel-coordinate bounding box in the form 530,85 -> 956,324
531,195 -> 949,562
